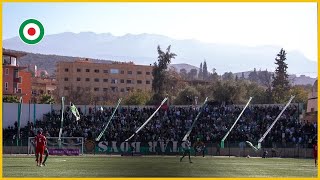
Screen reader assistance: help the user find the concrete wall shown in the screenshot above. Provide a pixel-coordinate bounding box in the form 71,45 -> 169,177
3,103 -> 53,128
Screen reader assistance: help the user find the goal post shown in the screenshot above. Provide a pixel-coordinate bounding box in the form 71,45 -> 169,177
28,137 -> 84,155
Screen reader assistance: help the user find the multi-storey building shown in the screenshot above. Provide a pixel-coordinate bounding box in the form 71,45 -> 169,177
3,49 -> 31,103
56,59 -> 153,103
31,77 -> 57,103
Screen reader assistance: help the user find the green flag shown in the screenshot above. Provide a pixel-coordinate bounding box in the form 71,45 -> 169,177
70,102 -> 80,121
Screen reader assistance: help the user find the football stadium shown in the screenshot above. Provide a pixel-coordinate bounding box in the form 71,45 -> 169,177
2,95 -> 318,177
2,2 -> 318,178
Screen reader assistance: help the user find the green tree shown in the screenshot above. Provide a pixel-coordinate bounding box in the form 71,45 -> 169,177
203,60 -> 208,80
222,72 -> 234,81
124,90 -> 152,105
39,94 -> 55,104
258,69 -> 273,103
179,68 -> 187,79
174,86 -> 200,105
244,82 -> 268,104
290,85 -> 309,105
198,62 -> 203,80
272,48 -> 290,103
40,71 -> 47,78
188,69 -> 198,80
152,45 -> 177,102
248,68 -> 259,83
208,68 -> 219,82
212,80 -> 246,104
3,96 -> 20,103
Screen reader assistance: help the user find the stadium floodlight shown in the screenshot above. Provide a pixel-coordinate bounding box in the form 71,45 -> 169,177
58,97 -> 65,148
125,97 -> 168,142
221,97 -> 253,148
182,97 -> 208,142
95,98 -> 122,142
246,95 -> 295,151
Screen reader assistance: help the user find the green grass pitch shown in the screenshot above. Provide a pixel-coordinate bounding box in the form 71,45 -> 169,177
3,155 -> 317,177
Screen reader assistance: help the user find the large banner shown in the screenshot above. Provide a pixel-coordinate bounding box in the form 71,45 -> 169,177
49,148 -> 80,156
92,141 -> 191,154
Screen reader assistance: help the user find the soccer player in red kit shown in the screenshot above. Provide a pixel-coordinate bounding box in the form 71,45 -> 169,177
34,128 -> 46,167
313,140 -> 317,167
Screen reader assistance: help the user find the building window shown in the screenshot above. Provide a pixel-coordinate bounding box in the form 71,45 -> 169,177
3,55 -> 11,65
111,79 -> 118,84
103,88 -> 108,92
137,80 -> 142,84
47,90 -> 51,94
137,71 -> 142,75
86,69 -> 90,72
85,78 -> 90,82
121,70 -> 125,74
146,80 -> 151,84
127,80 -> 132,84
126,87 -> 131,92
14,69 -> 18,78
5,82 -> 8,91
103,70 -> 108,74
120,88 -> 125,92
39,90 -> 44,94
94,69 -> 99,73
146,72 -> 151,75
64,87 -> 69,90
77,87 -> 81,91
120,79 -> 125,83
94,78 -> 99,82
64,78 -> 69,81
128,71 -> 132,75
85,87 -> 91,91
65,68 -> 69,72
110,69 -> 119,74
94,87 -> 99,91
5,68 -> 9,75
77,68 -> 81,72
111,87 -> 118,92
76,77 -> 81,81
103,79 -> 108,82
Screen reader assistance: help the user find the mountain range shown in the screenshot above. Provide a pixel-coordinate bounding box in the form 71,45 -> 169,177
3,32 -> 317,78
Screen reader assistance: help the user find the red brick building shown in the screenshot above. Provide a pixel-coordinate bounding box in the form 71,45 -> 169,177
3,49 -> 32,103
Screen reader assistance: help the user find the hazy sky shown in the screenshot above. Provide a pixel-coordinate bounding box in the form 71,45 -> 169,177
3,2 -> 317,61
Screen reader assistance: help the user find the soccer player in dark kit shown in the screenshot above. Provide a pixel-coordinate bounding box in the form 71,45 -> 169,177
180,138 -> 192,163
194,138 -> 205,157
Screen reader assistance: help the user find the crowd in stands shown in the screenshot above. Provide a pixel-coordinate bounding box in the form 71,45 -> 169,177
3,103 -> 317,148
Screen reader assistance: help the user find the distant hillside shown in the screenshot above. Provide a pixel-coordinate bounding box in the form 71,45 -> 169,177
3,32 -> 317,77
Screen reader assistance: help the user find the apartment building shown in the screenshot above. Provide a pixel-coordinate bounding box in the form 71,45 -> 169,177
31,77 -> 57,103
3,49 -> 32,103
56,59 -> 153,103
